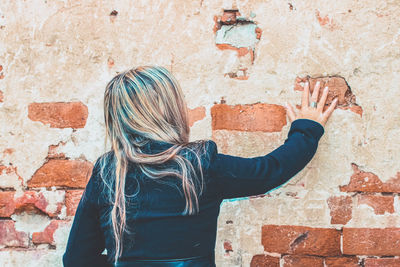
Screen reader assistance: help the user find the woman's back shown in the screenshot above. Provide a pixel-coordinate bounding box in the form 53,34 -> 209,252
63,118 -> 325,267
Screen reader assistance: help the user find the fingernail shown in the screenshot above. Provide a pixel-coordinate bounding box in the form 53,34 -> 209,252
324,86 -> 328,91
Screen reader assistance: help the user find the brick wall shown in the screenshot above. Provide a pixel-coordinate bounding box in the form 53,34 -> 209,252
1,1 -> 399,266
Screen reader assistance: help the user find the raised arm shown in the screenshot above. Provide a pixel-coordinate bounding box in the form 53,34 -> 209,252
207,119 -> 324,199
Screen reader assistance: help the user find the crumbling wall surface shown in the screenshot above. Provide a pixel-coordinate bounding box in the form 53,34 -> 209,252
0,0 -> 399,266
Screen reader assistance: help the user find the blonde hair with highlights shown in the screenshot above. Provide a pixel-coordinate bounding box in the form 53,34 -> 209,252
98,66 -> 208,265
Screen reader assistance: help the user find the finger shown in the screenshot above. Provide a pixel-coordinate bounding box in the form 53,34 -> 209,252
301,81 -> 310,108
286,102 -> 296,122
317,86 -> 329,112
322,98 -> 338,122
311,81 -> 321,103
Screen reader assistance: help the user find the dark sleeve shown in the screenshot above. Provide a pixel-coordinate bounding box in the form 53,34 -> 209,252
207,119 -> 325,199
63,159 -> 112,267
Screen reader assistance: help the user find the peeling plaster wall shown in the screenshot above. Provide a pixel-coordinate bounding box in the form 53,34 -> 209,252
0,1 -> 400,266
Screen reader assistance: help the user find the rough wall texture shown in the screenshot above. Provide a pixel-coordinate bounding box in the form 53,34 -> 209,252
0,0 -> 399,266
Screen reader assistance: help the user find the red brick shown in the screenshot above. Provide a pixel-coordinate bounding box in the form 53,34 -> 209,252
327,196 -> 352,225
262,225 -> 341,256
364,258 -> 400,267
1,190 -> 64,218
282,255 -> 323,267
188,106 -> 206,127
343,228 -> 400,256
0,191 -> 16,217
0,220 -> 28,247
357,194 -> 394,214
340,164 -> 400,193
250,254 -> 279,267
28,102 -> 88,129
32,220 -> 63,245
65,190 -> 84,216
255,27 -> 262,39
211,103 -> 286,132
28,159 -> 93,188
0,90 -> 3,102
223,241 -> 233,253
325,257 -> 360,267
294,76 -> 362,116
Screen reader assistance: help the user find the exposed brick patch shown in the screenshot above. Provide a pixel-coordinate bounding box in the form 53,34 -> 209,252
2,148 -> 15,155
324,256 -> 360,267
223,240 -> 233,255
107,57 -> 115,68
357,194 -> 394,214
250,254 -> 280,267
0,90 -> 3,102
32,220 -> 65,245
340,164 -> 400,193
327,196 -> 352,225
213,9 -> 262,79
0,65 -> 4,80
282,255 -> 324,267
188,106 -> 206,127
0,191 -> 16,217
65,190 -> 84,216
364,258 -> 400,267
0,190 -> 64,217
0,220 -> 28,247
262,225 -> 341,256
343,228 -> 400,256
294,76 -> 362,116
315,10 -> 339,30
28,159 -> 93,188
211,103 -> 286,132
28,102 -> 88,129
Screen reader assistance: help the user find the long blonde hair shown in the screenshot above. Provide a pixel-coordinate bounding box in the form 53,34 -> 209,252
98,66 -> 208,265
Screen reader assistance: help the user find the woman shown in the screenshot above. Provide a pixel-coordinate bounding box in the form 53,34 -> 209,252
62,66 -> 337,267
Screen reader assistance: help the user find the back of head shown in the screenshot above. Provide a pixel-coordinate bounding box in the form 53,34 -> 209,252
99,65 -> 208,264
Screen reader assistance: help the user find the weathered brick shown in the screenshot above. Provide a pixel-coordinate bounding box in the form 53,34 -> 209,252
325,257 -> 360,267
188,106 -> 206,127
327,196 -> 352,225
211,103 -> 286,132
220,10 -> 239,25
65,190 -> 84,216
32,220 -> 64,245
28,159 -> 93,188
0,220 -> 28,247
340,164 -> 400,193
223,240 -> 233,254
250,254 -> 279,267
14,190 -> 64,217
364,258 -> 400,267
343,228 -> 400,256
357,194 -> 394,214
0,90 -> 3,102
282,255 -> 324,267
262,225 -> 341,256
0,191 -> 16,217
28,102 -> 88,129
294,76 -> 362,116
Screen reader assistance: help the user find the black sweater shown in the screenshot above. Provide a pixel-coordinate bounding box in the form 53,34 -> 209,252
62,119 -> 325,266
